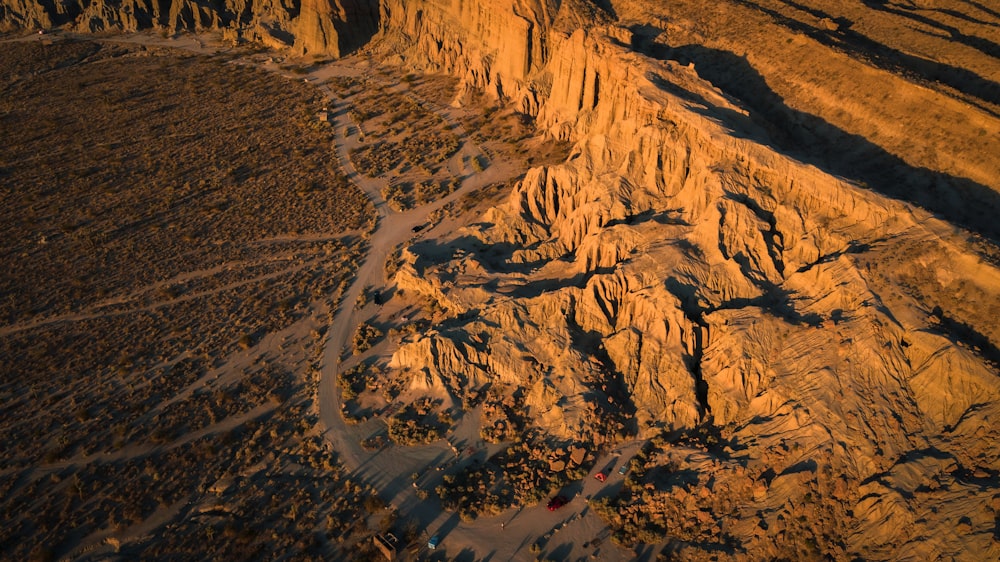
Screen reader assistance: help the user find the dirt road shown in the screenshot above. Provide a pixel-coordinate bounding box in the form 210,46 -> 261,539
306,59 -> 645,560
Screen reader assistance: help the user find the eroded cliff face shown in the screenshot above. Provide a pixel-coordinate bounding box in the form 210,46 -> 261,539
378,5 -> 1000,559
376,0 -> 544,114
7,0 -> 998,557
0,0 -> 378,56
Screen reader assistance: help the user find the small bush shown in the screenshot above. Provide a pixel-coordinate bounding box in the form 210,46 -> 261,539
352,323 -> 383,354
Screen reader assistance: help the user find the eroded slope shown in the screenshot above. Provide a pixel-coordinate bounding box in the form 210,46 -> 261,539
4,0 -> 998,559
357,2 -> 1000,559
0,42 -> 386,560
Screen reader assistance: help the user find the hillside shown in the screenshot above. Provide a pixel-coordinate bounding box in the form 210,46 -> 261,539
364,2 -> 1000,559
2,0 -> 999,560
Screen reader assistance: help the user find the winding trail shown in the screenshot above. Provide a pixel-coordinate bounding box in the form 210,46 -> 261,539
307,62 -> 639,561
6,29 -> 634,559
308,64 -> 565,558
309,64 -> 514,467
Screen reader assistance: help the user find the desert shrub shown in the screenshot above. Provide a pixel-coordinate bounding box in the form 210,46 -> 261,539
352,323 -> 383,354
0,42 -> 382,561
385,399 -> 448,445
363,495 -> 385,513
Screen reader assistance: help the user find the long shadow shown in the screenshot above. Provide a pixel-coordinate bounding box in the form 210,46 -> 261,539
556,479 -> 586,501
587,484 -> 624,517
732,0 -> 1000,110
638,40 -> 1000,242
409,210 -> 687,299
780,458 -> 818,475
858,0 -> 1000,59
664,424 -> 749,461
434,511 -> 462,540
961,0 -> 1000,21
635,544 -> 661,562
928,305 -> 1000,372
771,0 -> 1000,61
930,6 -> 1000,28
387,448 -> 456,493
710,283 -> 824,327
408,235 -> 552,275
506,268 -> 620,300
567,322 -> 640,436
546,542 -> 575,561
334,0 -> 381,57
649,467 -> 701,492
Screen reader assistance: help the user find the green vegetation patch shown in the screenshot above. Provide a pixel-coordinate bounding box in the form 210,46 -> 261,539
386,397 -> 450,445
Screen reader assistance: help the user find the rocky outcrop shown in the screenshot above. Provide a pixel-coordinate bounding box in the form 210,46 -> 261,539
378,4 -> 1000,558
293,0 -> 378,56
376,0 -> 553,112
5,0 -> 998,556
0,0 -> 377,56
576,271 -> 702,430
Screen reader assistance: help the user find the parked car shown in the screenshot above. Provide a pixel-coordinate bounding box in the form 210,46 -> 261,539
427,535 -> 440,550
618,463 -> 629,475
547,495 -> 568,511
595,471 -> 607,482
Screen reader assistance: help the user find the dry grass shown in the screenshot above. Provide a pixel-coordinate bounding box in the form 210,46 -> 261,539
349,115 -> 459,180
458,93 -> 572,168
0,42 -> 371,323
0,40 -> 386,560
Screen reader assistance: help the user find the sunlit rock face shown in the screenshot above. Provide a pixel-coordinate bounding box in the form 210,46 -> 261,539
0,0 -> 378,56
5,0 -> 998,557
374,1 -> 1000,558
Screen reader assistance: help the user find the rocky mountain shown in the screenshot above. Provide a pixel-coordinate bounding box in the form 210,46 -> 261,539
378,1 -> 1000,558
4,0 -> 998,559
0,0 -> 378,55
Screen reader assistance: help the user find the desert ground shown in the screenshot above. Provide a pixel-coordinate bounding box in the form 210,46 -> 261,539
0,35 -> 386,560
0,30 -> 625,561
2,0 -> 1000,560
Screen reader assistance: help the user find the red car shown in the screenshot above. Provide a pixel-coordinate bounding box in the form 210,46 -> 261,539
595,472 -> 607,482
546,495 -> 568,511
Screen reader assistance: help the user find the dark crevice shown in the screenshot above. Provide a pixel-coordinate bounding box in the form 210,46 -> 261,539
664,277 -> 712,421
796,239 -> 874,273
724,191 -> 785,277
929,306 -> 1000,370
689,318 -> 709,421
564,295 -> 639,438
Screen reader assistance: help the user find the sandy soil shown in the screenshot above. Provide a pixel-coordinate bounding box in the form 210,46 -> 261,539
3,28 -> 600,560
305,54 -> 634,561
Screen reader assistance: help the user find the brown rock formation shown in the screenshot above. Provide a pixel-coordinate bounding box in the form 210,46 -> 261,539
0,0 -> 377,56
375,1 -> 1000,558
5,0 -> 998,557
